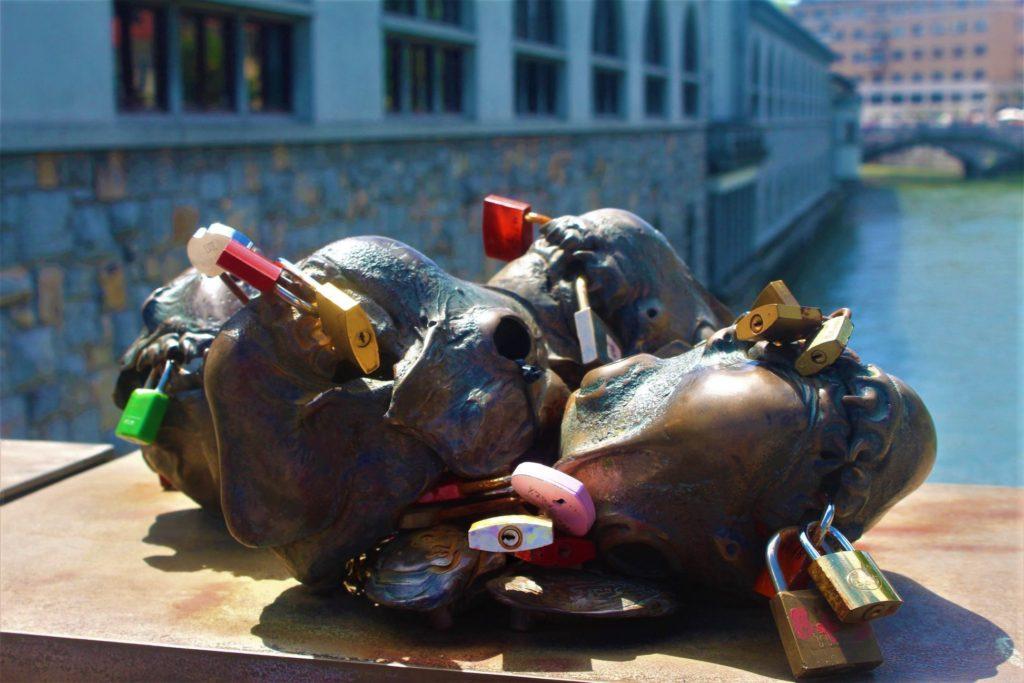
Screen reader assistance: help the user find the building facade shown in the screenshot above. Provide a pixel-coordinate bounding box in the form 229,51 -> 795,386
0,0 -> 850,444
794,0 -> 1024,126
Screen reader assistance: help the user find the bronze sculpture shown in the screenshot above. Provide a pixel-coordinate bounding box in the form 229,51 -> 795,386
113,206 -> 935,627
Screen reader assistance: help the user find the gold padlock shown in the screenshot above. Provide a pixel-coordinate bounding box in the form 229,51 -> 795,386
799,525 -> 902,623
795,315 -> 853,376
766,528 -> 884,678
315,283 -> 380,375
735,304 -> 823,343
751,280 -> 801,308
279,259 -> 380,375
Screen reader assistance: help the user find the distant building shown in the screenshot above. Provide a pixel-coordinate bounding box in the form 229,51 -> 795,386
0,0 -> 854,443
794,0 -> 1024,126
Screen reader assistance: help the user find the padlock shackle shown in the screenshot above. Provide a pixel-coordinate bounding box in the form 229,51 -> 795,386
765,529 -> 790,594
574,276 -> 590,311
824,525 -> 856,552
799,527 -> 823,561
154,360 -> 176,393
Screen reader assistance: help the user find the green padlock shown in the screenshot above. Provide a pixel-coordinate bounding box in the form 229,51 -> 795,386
116,361 -> 175,445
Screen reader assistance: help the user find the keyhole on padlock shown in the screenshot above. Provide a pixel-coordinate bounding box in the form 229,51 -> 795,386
356,329 -> 373,348
811,350 -> 827,365
749,314 -> 764,333
498,525 -> 522,549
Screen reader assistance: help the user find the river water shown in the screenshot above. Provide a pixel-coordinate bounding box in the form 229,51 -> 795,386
770,174 -> 1022,487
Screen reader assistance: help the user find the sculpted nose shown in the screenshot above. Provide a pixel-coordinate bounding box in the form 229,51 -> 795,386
577,353 -> 658,398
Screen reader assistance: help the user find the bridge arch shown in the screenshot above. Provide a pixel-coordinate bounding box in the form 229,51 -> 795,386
862,126 -> 1024,178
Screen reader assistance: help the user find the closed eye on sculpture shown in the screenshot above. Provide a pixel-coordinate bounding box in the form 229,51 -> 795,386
493,316 -> 532,361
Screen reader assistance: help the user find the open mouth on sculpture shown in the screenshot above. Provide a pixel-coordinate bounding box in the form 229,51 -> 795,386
398,472 -> 524,530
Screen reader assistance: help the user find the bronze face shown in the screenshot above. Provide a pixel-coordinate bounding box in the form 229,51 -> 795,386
556,328 -> 936,595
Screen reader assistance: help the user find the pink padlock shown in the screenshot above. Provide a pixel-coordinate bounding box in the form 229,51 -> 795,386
511,462 -> 595,537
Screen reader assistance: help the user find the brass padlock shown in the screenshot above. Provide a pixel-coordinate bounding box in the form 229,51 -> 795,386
278,259 -> 380,375
766,528 -> 883,679
799,525 -> 902,623
573,276 -> 622,367
751,280 -> 801,309
795,315 -> 853,376
315,282 -> 380,375
735,304 -> 823,343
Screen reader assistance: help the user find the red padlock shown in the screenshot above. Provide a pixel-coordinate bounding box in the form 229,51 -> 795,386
216,239 -> 283,293
482,195 -> 551,262
515,535 -> 596,568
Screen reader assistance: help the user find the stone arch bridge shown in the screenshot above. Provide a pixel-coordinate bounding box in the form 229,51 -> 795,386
862,125 -> 1024,178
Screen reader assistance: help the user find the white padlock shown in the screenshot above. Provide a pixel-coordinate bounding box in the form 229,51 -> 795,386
187,223 -> 252,277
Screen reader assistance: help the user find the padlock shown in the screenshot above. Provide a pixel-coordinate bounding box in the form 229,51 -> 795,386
115,361 -> 176,446
754,502 -> 835,599
735,304 -> 823,343
186,223 -> 255,277
751,280 -> 801,309
795,315 -> 854,376
481,195 -> 551,262
468,514 -> 554,553
215,239 -> 284,293
515,536 -> 596,567
799,525 -> 902,623
573,276 -> 623,367
765,527 -> 883,679
511,461 -> 595,537
278,259 -> 380,375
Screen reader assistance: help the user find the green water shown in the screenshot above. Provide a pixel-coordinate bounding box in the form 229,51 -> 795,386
773,174 -> 1023,486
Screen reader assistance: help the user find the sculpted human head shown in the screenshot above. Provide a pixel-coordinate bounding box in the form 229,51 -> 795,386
556,328 -> 936,595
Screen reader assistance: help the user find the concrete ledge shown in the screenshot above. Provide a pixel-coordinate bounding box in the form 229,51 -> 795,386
1,451 -> 1021,680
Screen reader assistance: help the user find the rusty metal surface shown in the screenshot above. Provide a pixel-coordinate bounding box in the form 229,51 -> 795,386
0,439 -> 117,504
2,453 -> 1022,681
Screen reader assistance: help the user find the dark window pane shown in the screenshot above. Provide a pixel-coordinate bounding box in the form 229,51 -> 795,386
516,0 -> 557,44
245,21 -> 292,112
425,0 -> 462,25
441,47 -> 463,113
593,67 -> 622,116
684,81 -> 699,116
592,0 -> 621,56
182,11 -> 235,111
645,75 -> 666,116
683,4 -> 698,73
516,56 -> 559,116
384,0 -> 416,16
113,3 -> 166,111
409,43 -> 435,113
644,0 -> 664,65
385,38 -> 403,113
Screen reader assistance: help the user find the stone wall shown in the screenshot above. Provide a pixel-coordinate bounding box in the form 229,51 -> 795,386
0,129 -> 707,444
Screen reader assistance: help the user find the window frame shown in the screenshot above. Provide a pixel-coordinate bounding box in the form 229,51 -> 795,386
680,1 -> 702,119
643,0 -> 668,118
591,0 -> 626,118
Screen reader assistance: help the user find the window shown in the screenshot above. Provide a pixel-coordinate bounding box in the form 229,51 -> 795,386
974,69 -> 986,81
245,21 -> 292,113
749,38 -> 761,116
385,38 -> 466,114
952,70 -> 964,81
891,72 -> 904,83
891,26 -> 905,38
912,48 -> 924,60
931,71 -> 944,81
681,3 -> 700,117
952,46 -> 964,58
112,3 -> 167,111
385,0 -> 463,26
891,93 -> 905,103
644,0 -> 667,117
592,0 -> 624,116
891,49 -> 904,61
853,28 -> 865,40
910,93 -> 923,103
911,24 -> 923,37
870,93 -> 884,104
516,0 -> 557,44
971,92 -> 986,101
932,47 -> 944,59
951,92 -> 963,102
516,57 -> 559,116
954,20 -> 967,34
515,1 -> 563,117
872,73 -> 884,84
930,92 -> 944,102
974,19 -> 988,32
112,2 -> 295,115
974,44 -> 987,56
853,52 -> 865,64
180,11 -> 235,111
912,72 -> 924,82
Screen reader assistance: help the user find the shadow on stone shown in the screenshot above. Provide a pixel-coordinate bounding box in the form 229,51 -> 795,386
250,571 -> 1013,679
142,507 -> 292,582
